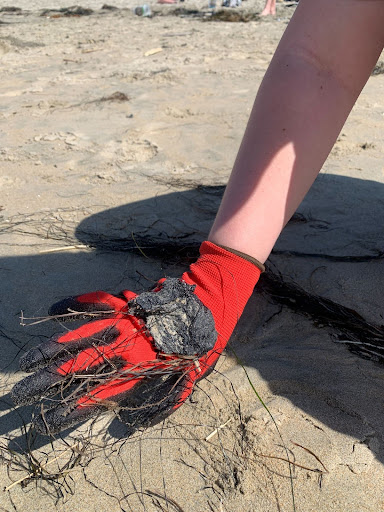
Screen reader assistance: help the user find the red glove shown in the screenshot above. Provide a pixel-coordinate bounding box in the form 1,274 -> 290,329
12,242 -> 262,435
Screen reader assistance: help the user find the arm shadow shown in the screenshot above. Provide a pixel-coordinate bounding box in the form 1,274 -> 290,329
1,173 -> 384,463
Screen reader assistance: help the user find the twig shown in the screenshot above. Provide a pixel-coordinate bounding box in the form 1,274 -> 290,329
81,48 -> 103,53
131,232 -> 149,259
20,309 -> 115,326
291,441 -> 328,473
39,244 -> 88,253
205,418 -> 232,441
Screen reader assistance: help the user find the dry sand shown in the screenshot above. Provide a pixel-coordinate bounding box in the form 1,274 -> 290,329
1,1 -> 384,511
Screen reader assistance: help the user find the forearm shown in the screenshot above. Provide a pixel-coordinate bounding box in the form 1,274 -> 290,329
210,49 -> 360,261
209,0 -> 384,262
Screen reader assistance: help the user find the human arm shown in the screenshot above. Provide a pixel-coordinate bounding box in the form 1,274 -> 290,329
209,0 -> 384,263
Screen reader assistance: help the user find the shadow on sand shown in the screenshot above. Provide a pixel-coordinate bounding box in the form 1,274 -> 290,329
1,172 -> 384,465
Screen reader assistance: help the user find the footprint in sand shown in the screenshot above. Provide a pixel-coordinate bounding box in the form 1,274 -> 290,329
34,131 -> 80,146
0,175 -> 25,188
101,137 -> 158,163
165,106 -> 197,118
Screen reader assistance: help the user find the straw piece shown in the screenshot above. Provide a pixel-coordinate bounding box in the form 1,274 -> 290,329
205,418 -> 232,441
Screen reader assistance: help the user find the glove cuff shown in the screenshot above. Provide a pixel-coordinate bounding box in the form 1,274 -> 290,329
212,243 -> 265,272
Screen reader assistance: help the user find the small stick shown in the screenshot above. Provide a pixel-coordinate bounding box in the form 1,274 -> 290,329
39,244 -> 88,253
81,48 -> 102,53
205,418 -> 232,441
131,232 -> 149,259
291,441 -> 328,472
144,47 -> 163,57
20,309 -> 112,326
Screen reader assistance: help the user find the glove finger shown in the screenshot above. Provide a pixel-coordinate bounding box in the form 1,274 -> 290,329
56,348 -> 219,430
31,373 -> 142,435
12,347 -> 140,408
19,319 -> 122,373
14,319 -> 158,406
11,367 -> 65,406
55,319 -> 157,376
48,290 -> 137,319
33,401 -> 103,435
32,372 -> 185,436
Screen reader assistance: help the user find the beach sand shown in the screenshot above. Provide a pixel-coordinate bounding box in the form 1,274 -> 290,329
1,2 -> 384,510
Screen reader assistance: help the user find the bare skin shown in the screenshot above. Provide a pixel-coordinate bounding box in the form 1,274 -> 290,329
260,0 -> 276,16
209,0 -> 384,263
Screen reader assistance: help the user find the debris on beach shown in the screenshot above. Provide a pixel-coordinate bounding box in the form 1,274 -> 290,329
101,4 -> 119,10
144,47 -> 163,57
207,9 -> 260,21
40,6 -> 94,17
371,61 -> 384,76
99,91 -> 130,102
0,6 -> 22,13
